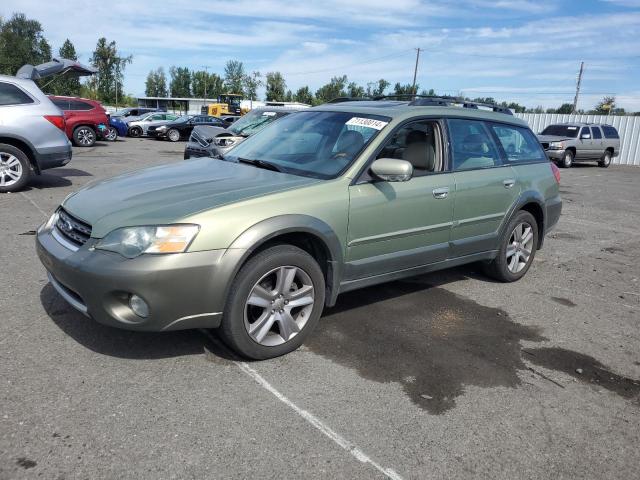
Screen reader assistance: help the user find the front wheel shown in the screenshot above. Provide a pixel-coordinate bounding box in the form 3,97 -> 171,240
0,144 -> 30,193
167,128 -> 180,142
105,127 -> 118,141
220,245 -> 325,360
598,151 -> 612,168
560,150 -> 573,168
128,126 -> 142,138
73,126 -> 96,147
483,210 -> 538,282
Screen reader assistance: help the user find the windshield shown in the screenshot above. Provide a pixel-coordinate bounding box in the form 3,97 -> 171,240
224,110 -> 390,179
541,125 -> 580,138
229,109 -> 290,136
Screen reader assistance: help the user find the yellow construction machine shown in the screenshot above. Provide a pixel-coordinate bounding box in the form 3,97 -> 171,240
201,94 -> 244,116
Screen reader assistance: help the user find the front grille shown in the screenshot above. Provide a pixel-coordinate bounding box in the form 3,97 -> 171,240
541,142 -> 550,150
191,129 -> 210,147
55,208 -> 92,247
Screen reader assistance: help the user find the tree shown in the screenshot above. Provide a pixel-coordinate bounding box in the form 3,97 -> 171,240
169,66 -> 191,97
145,67 -> 168,97
294,86 -> 314,105
192,70 -> 223,99
552,103 -> 574,114
419,88 -> 436,96
393,83 -> 417,95
315,75 -> 348,103
0,13 -> 51,76
224,60 -> 245,94
347,82 -> 365,98
284,90 -> 293,102
594,96 -> 616,115
265,71 -> 287,101
47,39 -> 80,96
87,38 -> 132,104
366,79 -> 390,97
243,71 -> 263,101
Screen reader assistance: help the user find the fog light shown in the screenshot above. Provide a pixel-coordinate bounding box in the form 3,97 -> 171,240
129,294 -> 149,318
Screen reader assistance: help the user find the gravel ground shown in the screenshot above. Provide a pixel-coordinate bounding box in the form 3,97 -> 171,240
1,137 -> 639,480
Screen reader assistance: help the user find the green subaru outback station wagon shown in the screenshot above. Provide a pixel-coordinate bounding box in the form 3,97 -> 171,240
37,97 -> 562,359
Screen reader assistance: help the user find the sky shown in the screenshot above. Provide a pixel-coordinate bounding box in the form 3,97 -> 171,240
3,0 -> 640,111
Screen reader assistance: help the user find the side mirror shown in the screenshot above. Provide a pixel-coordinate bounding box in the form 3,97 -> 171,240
581,133 -> 591,139
370,158 -> 413,182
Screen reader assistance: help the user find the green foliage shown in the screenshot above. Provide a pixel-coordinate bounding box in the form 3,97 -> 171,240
243,71 -> 263,100
366,79 -> 390,97
46,39 -> 81,96
315,75 -> 348,103
347,82 -> 366,98
145,67 -> 168,97
0,13 -> 51,75
86,37 -> 132,104
393,83 -> 417,95
192,70 -> 224,99
265,71 -> 287,101
169,66 -> 191,97
594,96 -> 616,114
224,60 -> 245,94
293,86 -> 313,105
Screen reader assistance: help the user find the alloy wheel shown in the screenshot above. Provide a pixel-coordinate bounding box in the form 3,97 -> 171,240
168,129 -> 180,142
106,127 -> 117,141
506,222 -> 534,273
0,152 -> 23,187
77,128 -> 95,145
244,265 -> 315,347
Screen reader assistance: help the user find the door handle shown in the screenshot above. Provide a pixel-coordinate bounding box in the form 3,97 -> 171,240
503,179 -> 516,189
432,187 -> 449,199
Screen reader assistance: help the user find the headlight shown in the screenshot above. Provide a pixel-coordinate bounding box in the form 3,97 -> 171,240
213,136 -> 240,147
549,141 -> 564,150
39,210 -> 59,233
156,125 -> 168,132
95,224 -> 199,258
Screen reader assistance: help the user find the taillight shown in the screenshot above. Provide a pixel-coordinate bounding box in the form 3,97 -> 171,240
550,162 -> 561,184
44,115 -> 66,131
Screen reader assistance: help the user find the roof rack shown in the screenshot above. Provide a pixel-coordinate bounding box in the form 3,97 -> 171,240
327,97 -> 373,103
407,96 -> 514,115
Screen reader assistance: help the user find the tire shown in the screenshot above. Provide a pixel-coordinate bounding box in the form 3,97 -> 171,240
483,210 -> 538,282
598,151 -> 612,168
129,126 -> 142,138
167,128 -> 180,142
560,150 -> 573,168
220,245 -> 326,360
73,126 -> 96,147
0,143 -> 30,193
105,127 -> 118,141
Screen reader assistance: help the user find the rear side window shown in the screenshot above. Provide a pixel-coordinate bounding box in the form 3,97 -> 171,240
68,100 -> 93,111
51,98 -> 70,110
0,82 -> 34,105
447,119 -> 501,171
602,126 -> 619,139
591,127 -> 602,139
490,124 -> 546,163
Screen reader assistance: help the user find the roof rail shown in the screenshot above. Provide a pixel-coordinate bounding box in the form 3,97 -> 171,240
408,96 -> 514,115
327,97 -> 372,103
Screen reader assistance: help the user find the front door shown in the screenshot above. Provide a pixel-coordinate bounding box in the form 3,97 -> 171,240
446,118 -> 520,257
345,120 -> 454,280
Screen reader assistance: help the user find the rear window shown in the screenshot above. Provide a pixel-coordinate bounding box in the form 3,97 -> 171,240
68,100 -> 94,111
540,125 -> 580,138
51,99 -> 70,110
0,82 -> 34,105
602,125 -> 619,139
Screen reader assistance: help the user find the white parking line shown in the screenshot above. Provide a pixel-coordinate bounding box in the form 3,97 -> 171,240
237,361 -> 405,480
19,191 -> 48,219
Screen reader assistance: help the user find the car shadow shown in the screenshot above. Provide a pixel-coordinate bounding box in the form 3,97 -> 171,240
25,168 -> 92,190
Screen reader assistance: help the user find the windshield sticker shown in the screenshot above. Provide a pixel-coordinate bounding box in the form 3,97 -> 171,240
262,111 -> 277,116
568,126 -> 577,130
345,117 -> 388,130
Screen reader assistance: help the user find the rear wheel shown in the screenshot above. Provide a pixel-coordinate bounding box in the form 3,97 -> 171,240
220,245 -> 325,359
0,144 -> 30,193
598,151 -> 612,168
484,210 -> 538,282
73,126 -> 96,147
129,126 -> 142,137
105,127 -> 118,141
167,128 -> 180,142
560,150 -> 573,168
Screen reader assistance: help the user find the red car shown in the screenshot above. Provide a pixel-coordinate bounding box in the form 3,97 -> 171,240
48,96 -> 110,147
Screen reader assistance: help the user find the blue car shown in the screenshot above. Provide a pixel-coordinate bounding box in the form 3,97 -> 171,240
107,116 -> 128,140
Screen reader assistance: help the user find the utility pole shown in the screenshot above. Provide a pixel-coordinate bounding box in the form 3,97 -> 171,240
411,48 -> 421,97
201,65 -> 211,107
572,61 -> 584,114
115,63 -> 119,111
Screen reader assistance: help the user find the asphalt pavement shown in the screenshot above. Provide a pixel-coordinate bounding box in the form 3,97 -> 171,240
1,137 -> 639,479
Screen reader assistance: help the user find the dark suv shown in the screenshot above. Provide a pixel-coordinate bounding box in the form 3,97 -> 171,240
49,96 -> 110,147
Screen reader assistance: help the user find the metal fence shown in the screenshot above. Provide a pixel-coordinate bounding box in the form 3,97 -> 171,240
515,113 -> 640,166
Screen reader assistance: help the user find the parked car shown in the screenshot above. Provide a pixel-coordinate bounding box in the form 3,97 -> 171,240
111,107 -> 161,120
184,106 -> 305,159
48,96 -> 110,147
147,115 -> 230,142
0,75 -> 72,192
127,112 -> 180,137
36,97 -> 561,359
537,123 -> 620,168
107,116 -> 128,140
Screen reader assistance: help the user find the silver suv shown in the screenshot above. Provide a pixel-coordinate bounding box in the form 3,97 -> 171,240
537,123 -> 620,168
0,57 -> 96,193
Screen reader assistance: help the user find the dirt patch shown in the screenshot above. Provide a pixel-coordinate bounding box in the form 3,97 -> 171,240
16,457 -> 37,469
551,297 -> 577,307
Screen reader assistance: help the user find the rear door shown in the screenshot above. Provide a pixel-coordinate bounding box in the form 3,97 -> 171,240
591,126 -> 603,156
448,118 -> 520,257
577,126 -> 593,159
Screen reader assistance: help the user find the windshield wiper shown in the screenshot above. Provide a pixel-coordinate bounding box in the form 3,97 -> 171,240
237,157 -> 282,172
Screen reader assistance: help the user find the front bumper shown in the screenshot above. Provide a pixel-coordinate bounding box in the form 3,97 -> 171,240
545,149 -> 565,160
36,224 -> 233,331
184,142 -> 213,160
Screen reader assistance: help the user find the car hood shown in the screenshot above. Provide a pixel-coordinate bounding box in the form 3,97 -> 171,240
537,134 -> 573,142
63,158 -> 321,238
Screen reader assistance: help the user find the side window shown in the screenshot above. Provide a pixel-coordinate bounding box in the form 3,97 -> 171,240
591,127 -> 602,139
151,114 -> 164,120
602,126 -> 619,139
69,100 -> 93,111
51,99 -> 70,110
0,82 -> 34,105
375,120 -> 442,176
580,127 -> 591,139
490,124 -> 546,163
447,119 -> 501,171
